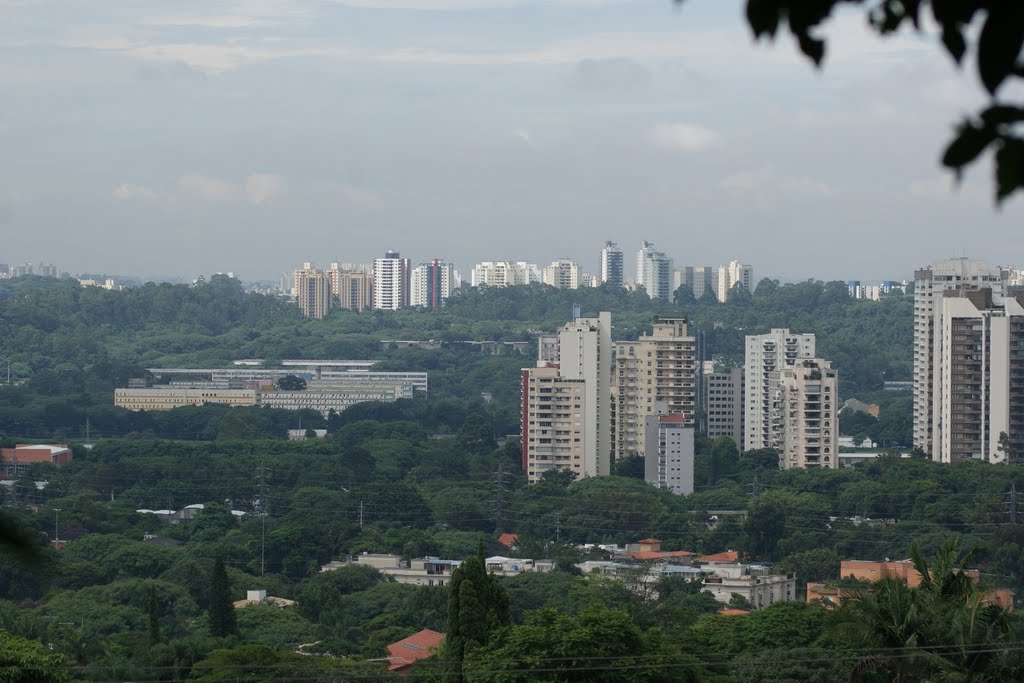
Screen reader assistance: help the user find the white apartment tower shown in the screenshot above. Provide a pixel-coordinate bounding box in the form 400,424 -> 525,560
543,259 -> 582,289
744,329 -> 816,451
372,251 -> 411,310
294,263 -> 333,320
521,312 -> 613,482
471,261 -> 542,287
717,260 -> 755,302
778,358 -> 839,469
930,288 -> 1024,463
913,259 -> 1005,457
410,260 -> 456,309
601,241 -> 624,289
636,242 -> 673,300
613,318 -> 697,459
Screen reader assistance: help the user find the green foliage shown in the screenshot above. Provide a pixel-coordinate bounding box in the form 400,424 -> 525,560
444,549 -> 510,678
0,631 -> 70,682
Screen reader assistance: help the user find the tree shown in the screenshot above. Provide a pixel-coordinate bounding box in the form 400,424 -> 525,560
147,585 -> 161,646
208,557 -> 237,637
998,430 -> 1017,463
0,631 -> 71,682
675,0 -> 1024,201
611,453 -> 645,479
275,375 -> 306,391
443,544 -> 510,680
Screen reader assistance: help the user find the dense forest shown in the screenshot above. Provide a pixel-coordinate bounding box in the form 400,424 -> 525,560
6,275 -> 1007,681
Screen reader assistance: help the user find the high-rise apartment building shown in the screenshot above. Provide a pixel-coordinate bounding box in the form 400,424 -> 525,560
704,367 -> 744,447
644,410 -> 695,495
613,317 -> 697,459
600,241 -> 624,289
372,251 -> 411,310
636,242 -> 673,300
744,329 -> 816,451
673,266 -> 716,301
294,263 -> 333,319
542,259 -> 582,289
929,288 -> 1024,463
913,259 -> 1005,456
717,260 -> 755,302
778,358 -> 839,469
338,271 -> 373,311
410,260 -> 456,309
521,312 -> 612,482
471,261 -> 541,287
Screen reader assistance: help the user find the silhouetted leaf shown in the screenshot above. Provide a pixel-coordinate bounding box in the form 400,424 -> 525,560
797,33 -> 826,66
746,0 -> 782,39
977,5 -> 1024,94
980,105 -> 1024,127
942,122 -> 996,177
995,138 -> 1024,202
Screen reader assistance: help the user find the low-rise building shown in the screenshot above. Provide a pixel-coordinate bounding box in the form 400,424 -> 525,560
700,563 -> 797,610
0,444 -> 73,478
386,629 -> 445,674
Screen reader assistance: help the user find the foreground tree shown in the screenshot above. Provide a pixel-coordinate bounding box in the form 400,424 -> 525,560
443,544 -> 510,680
676,0 -> 1024,201
208,557 -> 237,637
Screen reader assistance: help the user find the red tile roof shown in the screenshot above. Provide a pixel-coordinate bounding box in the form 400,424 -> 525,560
635,538 -> 661,544
718,608 -> 750,616
387,629 -> 444,672
630,550 -> 696,561
497,533 -> 519,549
697,550 -> 740,564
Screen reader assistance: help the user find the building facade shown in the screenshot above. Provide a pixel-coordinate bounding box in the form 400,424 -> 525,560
778,358 -> 839,469
744,329 -> 816,451
372,251 -> 411,310
410,259 -> 456,309
673,266 -> 716,301
470,261 -> 541,287
913,259 -> 1005,457
600,241 -> 624,288
704,367 -> 744,447
930,289 -> 1024,462
643,412 -> 695,495
542,259 -> 582,289
338,271 -> 373,311
520,366 -> 589,483
716,260 -> 755,302
613,318 -> 697,459
294,263 -> 333,319
636,241 -> 673,300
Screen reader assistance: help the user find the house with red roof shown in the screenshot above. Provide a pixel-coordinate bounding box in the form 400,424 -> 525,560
696,550 -> 740,565
497,533 -> 519,550
0,444 -> 72,479
386,629 -> 444,673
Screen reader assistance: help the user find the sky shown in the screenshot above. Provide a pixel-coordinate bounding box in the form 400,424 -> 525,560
1,0 -> 1022,283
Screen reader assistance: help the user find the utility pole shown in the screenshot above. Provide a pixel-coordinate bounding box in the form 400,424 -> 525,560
1009,483 -> 1018,525
256,462 -> 271,575
750,474 -> 762,504
555,512 -> 561,543
53,508 -> 61,544
358,501 -> 365,529
493,463 -> 510,534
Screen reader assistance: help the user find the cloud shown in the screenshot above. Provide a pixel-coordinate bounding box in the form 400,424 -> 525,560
570,57 -> 650,90
650,123 -> 717,152
177,174 -> 286,204
307,181 -> 381,209
512,128 -> 535,148
720,167 -> 833,196
112,183 -> 159,201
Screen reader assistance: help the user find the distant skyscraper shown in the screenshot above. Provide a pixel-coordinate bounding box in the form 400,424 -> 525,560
338,271 -> 372,311
600,241 -> 623,289
779,358 -> 839,469
542,259 -> 582,289
744,329 -> 816,451
470,261 -> 541,287
294,263 -> 332,319
636,241 -> 673,300
410,259 -> 456,309
716,260 -> 755,302
644,407 -> 695,495
673,266 -> 715,300
372,251 -> 411,310
913,259 -> 1005,457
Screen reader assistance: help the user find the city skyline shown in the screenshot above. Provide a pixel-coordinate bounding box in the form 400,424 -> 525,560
1,2 -> 1021,281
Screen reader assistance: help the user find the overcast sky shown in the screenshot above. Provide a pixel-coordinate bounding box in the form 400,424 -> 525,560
1,0 -> 1021,283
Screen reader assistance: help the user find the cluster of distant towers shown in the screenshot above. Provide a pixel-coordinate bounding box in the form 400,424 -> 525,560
290,243 -> 754,319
